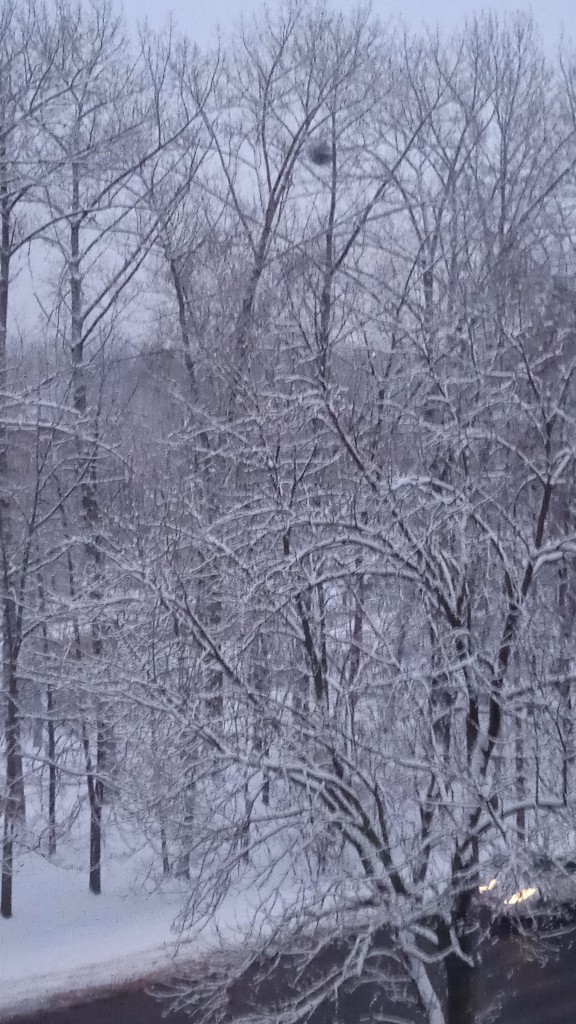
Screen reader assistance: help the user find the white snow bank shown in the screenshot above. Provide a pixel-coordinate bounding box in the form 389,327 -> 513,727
0,818 -> 361,1022
0,849 -> 192,1021
0,830 -> 297,1022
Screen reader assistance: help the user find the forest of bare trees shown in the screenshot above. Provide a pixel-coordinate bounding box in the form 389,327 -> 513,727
2,2 -> 576,1023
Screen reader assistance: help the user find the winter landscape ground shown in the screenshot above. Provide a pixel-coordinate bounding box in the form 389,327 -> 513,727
0,818 -> 191,1020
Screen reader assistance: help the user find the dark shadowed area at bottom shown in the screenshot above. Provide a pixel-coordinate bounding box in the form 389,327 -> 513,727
3,991 -> 191,1024
8,934 -> 576,1024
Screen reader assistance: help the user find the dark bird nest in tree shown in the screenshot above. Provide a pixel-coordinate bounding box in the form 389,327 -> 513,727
308,141 -> 331,166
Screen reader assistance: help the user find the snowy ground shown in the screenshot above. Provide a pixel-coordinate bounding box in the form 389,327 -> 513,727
0,804 -> 292,1023
0,774 -> 334,1023
0,841 -> 197,1021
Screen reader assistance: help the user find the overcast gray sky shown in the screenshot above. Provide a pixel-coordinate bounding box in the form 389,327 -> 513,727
119,0 -> 574,50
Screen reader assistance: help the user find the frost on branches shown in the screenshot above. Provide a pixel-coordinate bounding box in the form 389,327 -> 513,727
1,5 -> 576,1024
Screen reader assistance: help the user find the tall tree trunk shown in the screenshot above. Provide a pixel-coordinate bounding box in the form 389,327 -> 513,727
160,825 -> 170,878
38,575 -> 57,855
1,655 -> 20,918
438,912 -> 477,1024
70,158 -> 106,895
0,801 -> 13,919
82,720 -> 102,895
515,709 -> 526,839
47,684 -> 56,857
0,122 -> 23,919
445,949 -> 475,1024
558,559 -> 574,807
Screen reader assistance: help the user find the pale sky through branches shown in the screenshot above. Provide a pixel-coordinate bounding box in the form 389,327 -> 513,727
120,0 -> 574,50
